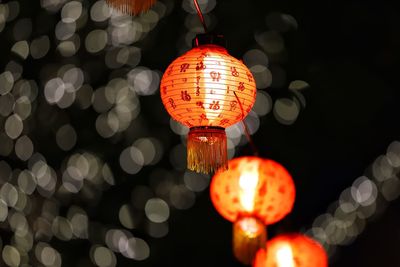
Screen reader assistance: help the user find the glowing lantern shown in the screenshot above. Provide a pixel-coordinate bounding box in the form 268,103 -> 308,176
253,234 -> 328,267
106,0 -> 156,15
210,157 -> 296,264
160,34 -> 257,174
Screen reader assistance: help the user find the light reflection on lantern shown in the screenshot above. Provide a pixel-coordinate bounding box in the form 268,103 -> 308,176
253,234 -> 328,267
210,157 -> 296,264
160,35 -> 257,174
239,160 -> 260,212
276,245 -> 294,267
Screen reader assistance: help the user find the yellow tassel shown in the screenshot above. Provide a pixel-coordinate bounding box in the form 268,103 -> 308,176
105,0 -> 157,15
187,127 -> 228,174
233,217 -> 266,265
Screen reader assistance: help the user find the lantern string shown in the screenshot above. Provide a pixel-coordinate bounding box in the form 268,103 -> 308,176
193,0 -> 208,33
234,91 -> 259,156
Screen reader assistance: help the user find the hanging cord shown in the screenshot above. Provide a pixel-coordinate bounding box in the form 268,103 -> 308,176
192,1 -> 256,155
234,92 -> 259,156
193,0 -> 208,33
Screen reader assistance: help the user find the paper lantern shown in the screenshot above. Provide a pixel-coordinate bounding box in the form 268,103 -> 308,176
254,234 -> 328,267
210,156 -> 296,264
160,34 -> 257,174
106,0 -> 156,15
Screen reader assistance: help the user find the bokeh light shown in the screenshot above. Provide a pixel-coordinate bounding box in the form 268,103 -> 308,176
0,1 -> 315,266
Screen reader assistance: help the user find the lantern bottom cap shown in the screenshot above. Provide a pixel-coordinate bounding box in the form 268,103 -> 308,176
187,127 -> 228,174
233,217 -> 267,265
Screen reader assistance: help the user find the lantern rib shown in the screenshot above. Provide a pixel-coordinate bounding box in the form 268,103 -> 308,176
170,109 -> 248,114
161,91 -> 256,99
163,76 -> 254,84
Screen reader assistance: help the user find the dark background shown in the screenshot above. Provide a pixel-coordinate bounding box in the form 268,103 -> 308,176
1,0 -> 400,266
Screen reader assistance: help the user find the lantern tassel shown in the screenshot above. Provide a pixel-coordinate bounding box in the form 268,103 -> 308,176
233,217 -> 267,265
105,0 -> 157,15
187,127 -> 228,174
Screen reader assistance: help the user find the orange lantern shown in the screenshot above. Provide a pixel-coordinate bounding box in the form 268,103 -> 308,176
160,35 -> 257,174
210,156 -> 296,264
254,234 -> 328,267
106,0 -> 156,15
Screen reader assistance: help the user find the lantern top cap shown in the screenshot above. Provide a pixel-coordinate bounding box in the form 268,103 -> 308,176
192,34 -> 227,48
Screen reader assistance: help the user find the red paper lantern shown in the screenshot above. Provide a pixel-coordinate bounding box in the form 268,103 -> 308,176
106,0 -> 156,15
210,156 -> 296,264
254,234 -> 328,267
211,156 -> 296,225
160,35 -> 257,174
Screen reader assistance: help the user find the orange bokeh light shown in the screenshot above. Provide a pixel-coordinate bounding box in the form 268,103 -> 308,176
160,44 -> 256,129
253,234 -> 328,267
210,156 -> 296,225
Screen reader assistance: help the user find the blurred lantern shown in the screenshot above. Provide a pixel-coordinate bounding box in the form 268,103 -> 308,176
105,0 -> 156,15
160,35 -> 257,174
210,157 -> 296,264
253,234 -> 328,267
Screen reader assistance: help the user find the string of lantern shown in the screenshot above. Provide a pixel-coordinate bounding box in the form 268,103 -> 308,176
105,0 -> 329,265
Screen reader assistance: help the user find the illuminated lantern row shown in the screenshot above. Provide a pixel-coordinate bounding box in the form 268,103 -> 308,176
210,157 -> 296,264
253,234 -> 328,267
161,35 -> 257,174
105,0 -> 157,15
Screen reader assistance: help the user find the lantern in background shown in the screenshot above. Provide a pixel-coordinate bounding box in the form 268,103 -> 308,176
106,0 -> 156,15
254,234 -> 328,267
160,35 -> 257,174
210,157 -> 296,264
